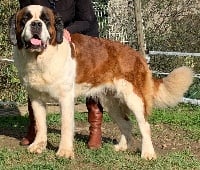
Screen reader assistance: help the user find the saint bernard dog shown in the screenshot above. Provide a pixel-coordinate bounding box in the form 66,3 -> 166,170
9,5 -> 193,160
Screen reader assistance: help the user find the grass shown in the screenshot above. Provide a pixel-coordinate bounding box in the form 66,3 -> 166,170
0,103 -> 200,169
150,104 -> 200,141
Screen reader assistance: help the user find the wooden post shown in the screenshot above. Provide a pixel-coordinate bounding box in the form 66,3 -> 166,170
134,0 -> 146,58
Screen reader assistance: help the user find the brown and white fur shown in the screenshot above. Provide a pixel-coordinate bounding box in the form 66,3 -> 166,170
9,5 -> 193,160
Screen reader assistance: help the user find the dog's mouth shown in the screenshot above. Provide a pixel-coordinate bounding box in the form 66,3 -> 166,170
25,34 -> 47,51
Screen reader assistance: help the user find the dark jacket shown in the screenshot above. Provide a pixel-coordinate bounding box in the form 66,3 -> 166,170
19,0 -> 99,37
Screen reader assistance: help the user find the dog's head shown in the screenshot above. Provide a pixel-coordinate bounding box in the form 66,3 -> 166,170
9,5 -> 64,52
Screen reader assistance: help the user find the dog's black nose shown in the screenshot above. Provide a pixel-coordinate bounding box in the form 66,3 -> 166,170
31,20 -> 42,32
31,20 -> 42,28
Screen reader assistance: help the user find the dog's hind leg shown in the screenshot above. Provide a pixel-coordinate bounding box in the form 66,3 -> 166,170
123,92 -> 156,160
114,79 -> 156,160
103,96 -> 132,152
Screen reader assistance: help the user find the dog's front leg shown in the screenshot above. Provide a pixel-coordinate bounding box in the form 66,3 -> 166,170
56,89 -> 75,159
28,100 -> 47,154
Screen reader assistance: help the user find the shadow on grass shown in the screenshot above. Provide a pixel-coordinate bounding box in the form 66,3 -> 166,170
46,129 -> 118,151
0,114 -> 117,151
0,114 -> 28,141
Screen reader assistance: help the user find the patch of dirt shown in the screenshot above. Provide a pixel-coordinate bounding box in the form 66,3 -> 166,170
75,121 -> 200,160
0,104 -> 199,160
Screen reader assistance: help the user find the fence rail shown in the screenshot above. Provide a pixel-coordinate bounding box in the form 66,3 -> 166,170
149,50 -> 200,79
149,51 -> 200,57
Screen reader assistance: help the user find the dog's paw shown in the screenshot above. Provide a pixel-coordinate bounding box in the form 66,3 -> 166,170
56,148 -> 74,159
114,144 -> 127,152
141,152 -> 157,160
28,141 -> 47,154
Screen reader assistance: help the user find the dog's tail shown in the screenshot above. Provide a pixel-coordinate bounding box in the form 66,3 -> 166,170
153,66 -> 193,108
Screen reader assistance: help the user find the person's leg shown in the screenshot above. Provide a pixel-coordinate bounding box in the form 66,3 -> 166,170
86,96 -> 103,149
20,97 -> 36,145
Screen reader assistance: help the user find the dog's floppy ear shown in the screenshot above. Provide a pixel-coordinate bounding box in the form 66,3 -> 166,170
54,12 -> 64,44
9,14 -> 17,45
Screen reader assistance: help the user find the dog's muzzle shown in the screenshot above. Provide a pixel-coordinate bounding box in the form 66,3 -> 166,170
24,20 -> 48,51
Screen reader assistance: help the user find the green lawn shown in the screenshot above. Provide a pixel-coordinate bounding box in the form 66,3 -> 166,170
0,104 -> 199,169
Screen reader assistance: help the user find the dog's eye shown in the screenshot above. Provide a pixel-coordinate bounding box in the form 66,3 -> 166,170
21,12 -> 32,26
40,13 -> 50,25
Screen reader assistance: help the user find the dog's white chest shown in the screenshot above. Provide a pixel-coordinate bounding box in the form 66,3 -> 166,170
14,43 -> 76,100
15,52 -> 55,89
